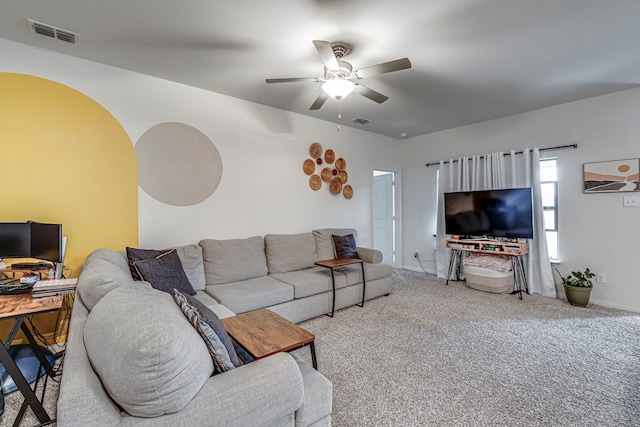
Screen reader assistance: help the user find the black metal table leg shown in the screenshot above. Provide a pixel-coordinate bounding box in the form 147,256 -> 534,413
0,337 -> 51,425
309,341 -> 317,370
511,256 -> 528,300
357,262 -> 366,308
326,268 -> 336,317
446,250 -> 461,285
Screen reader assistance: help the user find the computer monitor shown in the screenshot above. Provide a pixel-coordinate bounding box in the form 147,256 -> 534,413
29,222 -> 64,264
0,222 -> 32,259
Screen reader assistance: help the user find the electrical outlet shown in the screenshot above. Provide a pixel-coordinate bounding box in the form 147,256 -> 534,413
596,273 -> 607,284
623,196 -> 640,207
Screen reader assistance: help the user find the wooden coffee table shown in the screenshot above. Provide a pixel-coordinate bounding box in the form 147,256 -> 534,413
221,308 -> 317,369
315,258 -> 366,317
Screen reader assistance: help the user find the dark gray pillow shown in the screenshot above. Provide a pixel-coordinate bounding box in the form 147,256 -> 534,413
182,292 -> 240,368
126,247 -> 168,280
133,250 -> 196,296
332,234 -> 359,259
173,290 -> 238,373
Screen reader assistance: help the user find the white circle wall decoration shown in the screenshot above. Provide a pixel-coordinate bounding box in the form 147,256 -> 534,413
136,122 -> 223,206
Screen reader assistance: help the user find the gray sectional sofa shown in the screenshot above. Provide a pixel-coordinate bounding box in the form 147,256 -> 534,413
57,228 -> 392,426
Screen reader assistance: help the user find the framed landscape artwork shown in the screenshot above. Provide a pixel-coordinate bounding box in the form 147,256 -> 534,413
583,158 -> 640,193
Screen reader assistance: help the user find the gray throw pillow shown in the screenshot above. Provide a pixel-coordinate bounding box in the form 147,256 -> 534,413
174,290 -> 237,374
332,234 -> 359,259
133,250 -> 196,296
178,290 -> 240,368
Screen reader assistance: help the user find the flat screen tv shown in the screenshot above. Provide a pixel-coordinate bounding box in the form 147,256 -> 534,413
30,222 -> 63,264
444,188 -> 534,239
0,222 -> 32,259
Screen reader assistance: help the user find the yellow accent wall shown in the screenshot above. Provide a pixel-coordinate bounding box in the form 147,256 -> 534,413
0,73 -> 138,342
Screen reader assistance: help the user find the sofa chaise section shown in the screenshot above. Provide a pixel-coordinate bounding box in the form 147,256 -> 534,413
58,247 -> 332,427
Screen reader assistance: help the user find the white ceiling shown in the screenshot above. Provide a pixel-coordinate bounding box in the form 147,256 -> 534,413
2,0 -> 640,139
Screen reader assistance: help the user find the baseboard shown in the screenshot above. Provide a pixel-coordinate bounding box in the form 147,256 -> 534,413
589,298 -> 640,314
401,265 -> 438,276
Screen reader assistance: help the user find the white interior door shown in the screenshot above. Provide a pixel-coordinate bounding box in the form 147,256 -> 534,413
373,171 -> 394,265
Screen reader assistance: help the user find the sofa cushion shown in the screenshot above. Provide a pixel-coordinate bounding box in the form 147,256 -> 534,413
199,236 -> 268,284
174,290 -> 239,372
265,233 -> 316,274
83,248 -> 130,274
83,285 -> 213,417
194,291 -> 236,319
332,234 -> 359,259
313,228 -> 358,261
132,249 -> 196,296
77,258 -> 142,311
205,276 -> 294,314
270,267 -> 348,299
173,244 -> 206,291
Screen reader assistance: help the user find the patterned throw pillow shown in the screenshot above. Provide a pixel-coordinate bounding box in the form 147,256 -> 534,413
133,250 -> 196,296
174,290 -> 238,374
332,234 -> 359,259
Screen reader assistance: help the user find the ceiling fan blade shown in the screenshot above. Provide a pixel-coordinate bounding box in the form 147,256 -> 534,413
353,84 -> 389,104
265,77 -> 319,83
355,58 -> 412,79
310,92 -> 329,110
312,40 -> 340,70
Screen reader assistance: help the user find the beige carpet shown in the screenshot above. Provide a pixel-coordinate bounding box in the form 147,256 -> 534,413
294,270 -> 640,426
3,270 -> 639,426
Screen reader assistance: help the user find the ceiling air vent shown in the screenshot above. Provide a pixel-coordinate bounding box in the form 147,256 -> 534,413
352,117 -> 371,125
27,19 -> 79,44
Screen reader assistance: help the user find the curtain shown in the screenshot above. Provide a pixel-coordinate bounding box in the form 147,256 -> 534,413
435,148 -> 555,297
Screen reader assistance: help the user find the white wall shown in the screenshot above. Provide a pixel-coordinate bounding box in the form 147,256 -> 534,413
402,88 -> 640,312
1,38 -> 402,249
5,37 -> 639,312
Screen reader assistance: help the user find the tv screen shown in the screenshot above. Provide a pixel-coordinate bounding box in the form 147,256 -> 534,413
30,222 -> 63,264
0,222 -> 32,259
444,188 -> 534,239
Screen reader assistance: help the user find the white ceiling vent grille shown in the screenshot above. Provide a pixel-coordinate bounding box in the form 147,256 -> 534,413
352,117 -> 371,125
27,19 -> 78,44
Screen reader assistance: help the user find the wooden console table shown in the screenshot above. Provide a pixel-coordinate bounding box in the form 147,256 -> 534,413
221,308 -> 317,369
446,239 -> 529,299
314,258 -> 366,317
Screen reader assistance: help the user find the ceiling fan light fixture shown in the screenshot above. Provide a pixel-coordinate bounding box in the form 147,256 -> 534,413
322,78 -> 355,100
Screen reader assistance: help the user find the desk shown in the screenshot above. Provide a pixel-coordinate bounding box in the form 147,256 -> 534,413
0,293 -> 63,425
314,258 -> 366,317
221,309 -> 317,369
446,239 -> 529,299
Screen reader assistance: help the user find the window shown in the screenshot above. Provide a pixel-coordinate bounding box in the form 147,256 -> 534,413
540,158 -> 558,261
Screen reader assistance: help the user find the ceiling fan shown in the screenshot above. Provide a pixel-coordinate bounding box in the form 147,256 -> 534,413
265,40 -> 412,110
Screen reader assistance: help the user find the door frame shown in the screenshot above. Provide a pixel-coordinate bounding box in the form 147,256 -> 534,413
371,169 -> 402,267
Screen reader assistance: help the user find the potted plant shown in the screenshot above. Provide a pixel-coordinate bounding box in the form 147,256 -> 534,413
555,267 -> 595,307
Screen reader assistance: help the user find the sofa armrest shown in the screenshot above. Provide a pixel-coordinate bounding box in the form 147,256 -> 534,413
357,247 -> 383,264
120,352 -> 304,427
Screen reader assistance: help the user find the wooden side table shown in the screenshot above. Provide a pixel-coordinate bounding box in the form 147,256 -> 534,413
314,258 -> 366,317
0,292 -> 64,425
221,308 -> 317,369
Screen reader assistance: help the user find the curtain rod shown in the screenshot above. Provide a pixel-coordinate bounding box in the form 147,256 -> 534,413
425,143 -> 578,167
